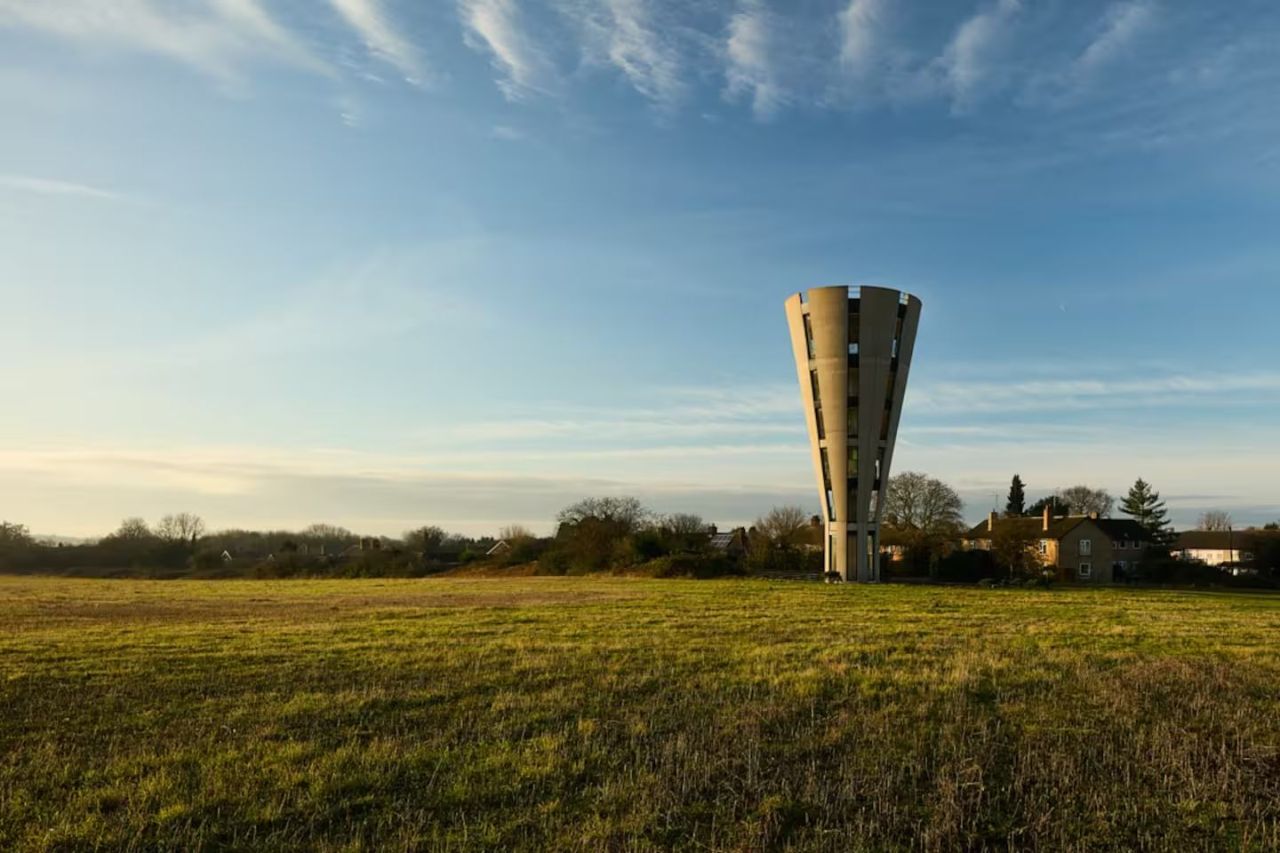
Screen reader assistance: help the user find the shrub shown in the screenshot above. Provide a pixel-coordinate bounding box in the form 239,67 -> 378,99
936,549 -> 1001,583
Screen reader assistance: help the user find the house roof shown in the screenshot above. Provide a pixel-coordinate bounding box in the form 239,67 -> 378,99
1174,529 -> 1279,551
964,515 -> 1150,542
1088,518 -> 1150,541
964,515 -> 1077,541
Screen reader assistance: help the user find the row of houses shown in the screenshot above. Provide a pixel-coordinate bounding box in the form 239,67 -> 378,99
963,506 -> 1280,583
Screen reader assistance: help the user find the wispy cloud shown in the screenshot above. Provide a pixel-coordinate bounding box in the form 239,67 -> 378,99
211,0 -> 334,78
0,0 -> 332,84
329,0 -> 429,86
935,0 -> 1022,112
909,371 -> 1280,414
1076,0 -> 1157,76
724,0 -> 786,120
1023,0 -> 1158,105
593,0 -> 684,109
490,124 -> 528,141
0,442 -> 815,537
837,0 -> 885,76
459,0 -> 557,100
0,174 -> 124,201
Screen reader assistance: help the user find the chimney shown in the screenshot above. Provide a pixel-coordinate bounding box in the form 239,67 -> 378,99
1043,505 -> 1051,532
987,511 -> 997,532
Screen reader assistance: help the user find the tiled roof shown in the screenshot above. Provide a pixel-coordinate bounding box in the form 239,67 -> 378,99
964,515 -> 1078,541
1089,518 -> 1150,541
964,515 -> 1150,542
1174,529 -> 1280,550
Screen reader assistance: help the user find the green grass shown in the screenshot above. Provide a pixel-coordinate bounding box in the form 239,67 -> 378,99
2,577 -> 1280,851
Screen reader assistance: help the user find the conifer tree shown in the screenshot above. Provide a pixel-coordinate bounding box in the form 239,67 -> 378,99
1120,478 -> 1172,544
1005,474 -> 1026,516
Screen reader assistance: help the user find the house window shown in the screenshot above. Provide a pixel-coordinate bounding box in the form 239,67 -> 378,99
1078,562 -> 1092,579
804,315 -> 815,359
1079,538 -> 1092,556
1038,539 -> 1048,555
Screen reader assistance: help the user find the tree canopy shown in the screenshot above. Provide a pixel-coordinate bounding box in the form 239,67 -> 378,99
1058,486 -> 1113,518
1120,478 -> 1173,544
1197,510 -> 1232,531
1005,474 -> 1026,517
556,497 -> 649,533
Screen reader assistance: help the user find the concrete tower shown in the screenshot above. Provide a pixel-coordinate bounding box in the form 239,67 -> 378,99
784,285 -> 922,582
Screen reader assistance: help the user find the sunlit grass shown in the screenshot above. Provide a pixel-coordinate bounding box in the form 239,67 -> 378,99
2,576 -> 1279,850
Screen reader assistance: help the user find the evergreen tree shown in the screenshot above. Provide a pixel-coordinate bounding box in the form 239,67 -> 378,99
1026,495 -> 1069,517
1005,474 -> 1026,516
1120,478 -> 1172,544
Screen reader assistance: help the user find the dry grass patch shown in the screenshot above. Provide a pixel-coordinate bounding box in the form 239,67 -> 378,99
1,577 -> 1279,850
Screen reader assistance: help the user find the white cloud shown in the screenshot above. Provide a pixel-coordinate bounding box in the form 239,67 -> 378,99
459,0 -> 557,100
1075,0 -> 1156,75
329,0 -> 429,86
0,174 -> 123,201
490,124 -> 528,141
908,371 -> 1280,414
598,0 -> 684,108
837,0 -> 884,75
0,442 -> 814,537
0,0 -> 331,84
724,0 -> 786,119
936,0 -> 1022,111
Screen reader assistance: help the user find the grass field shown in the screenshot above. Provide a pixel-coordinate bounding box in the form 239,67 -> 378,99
3,576 -> 1280,851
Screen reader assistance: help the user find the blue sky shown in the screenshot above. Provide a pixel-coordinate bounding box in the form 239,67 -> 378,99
2,0 -> 1279,537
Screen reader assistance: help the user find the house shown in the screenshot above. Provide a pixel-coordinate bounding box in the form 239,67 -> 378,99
1172,530 -> 1280,571
964,506 -> 1151,583
708,527 -> 749,559
486,540 -> 511,557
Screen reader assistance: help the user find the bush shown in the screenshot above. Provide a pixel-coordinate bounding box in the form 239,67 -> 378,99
936,549 -> 1000,583
630,554 -> 744,579
745,547 -> 819,575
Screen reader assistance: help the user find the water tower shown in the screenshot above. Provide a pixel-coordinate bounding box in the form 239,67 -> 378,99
784,286 -> 922,581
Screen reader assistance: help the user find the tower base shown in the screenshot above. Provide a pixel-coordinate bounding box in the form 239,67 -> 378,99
822,524 -> 881,582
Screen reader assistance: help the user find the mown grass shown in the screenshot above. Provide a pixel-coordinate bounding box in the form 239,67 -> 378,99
2,576 -> 1279,851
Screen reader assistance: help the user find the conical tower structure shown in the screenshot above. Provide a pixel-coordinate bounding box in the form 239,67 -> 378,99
784,285 -> 922,581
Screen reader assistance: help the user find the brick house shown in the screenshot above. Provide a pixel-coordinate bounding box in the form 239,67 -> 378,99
964,506 -> 1151,583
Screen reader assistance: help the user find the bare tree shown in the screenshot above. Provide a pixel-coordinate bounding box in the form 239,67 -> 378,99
303,523 -> 353,540
498,524 -> 534,542
156,513 -> 206,545
883,472 -> 964,532
0,521 -> 31,546
556,497 -> 649,534
882,472 -> 965,573
663,513 -> 707,537
1197,510 -> 1233,531
112,517 -> 153,540
1058,485 -> 1113,517
404,525 -> 448,554
992,524 -> 1040,579
753,505 -> 809,549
